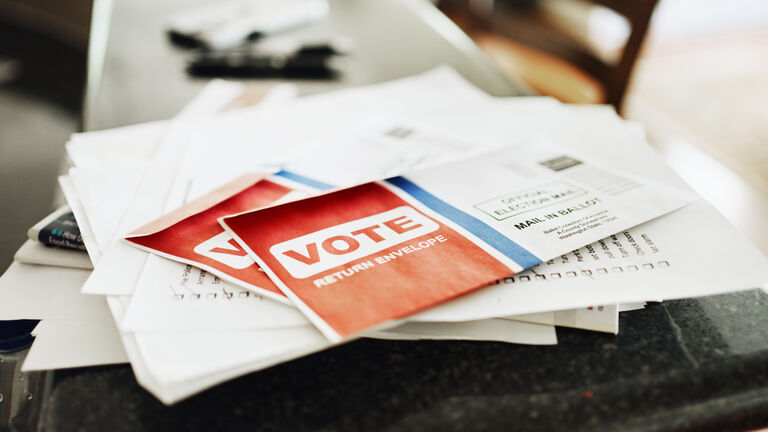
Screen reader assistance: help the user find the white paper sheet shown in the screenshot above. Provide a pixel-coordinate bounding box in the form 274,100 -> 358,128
68,165 -> 148,255
67,120 -> 168,168
66,83 -> 300,171
80,128 -> 225,296
80,80 -> 251,296
505,304 -> 619,334
59,175 -> 104,264
618,302 -> 646,312
22,318 -> 128,371
64,84 -> 301,262
371,319 -> 557,345
120,262 -> 308,332
14,240 -> 93,270
0,262 -> 108,321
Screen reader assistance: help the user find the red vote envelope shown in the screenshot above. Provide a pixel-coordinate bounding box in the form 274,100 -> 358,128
221,180 -> 523,341
125,173 -> 307,303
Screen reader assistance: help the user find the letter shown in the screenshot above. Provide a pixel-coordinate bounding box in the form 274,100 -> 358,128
418,241 -> 430,248
341,268 -> 354,276
375,256 -> 387,264
322,235 -> 360,255
324,274 -> 337,284
351,264 -> 364,272
427,238 -> 437,245
283,242 -> 320,265
314,278 -> 327,288
402,246 -> 413,253
209,238 -> 249,256
514,222 -> 528,230
384,215 -> 422,234
436,235 -> 447,242
351,225 -> 386,242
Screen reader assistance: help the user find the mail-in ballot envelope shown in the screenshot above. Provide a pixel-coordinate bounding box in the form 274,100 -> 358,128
124,171 -> 326,303
221,142 -> 696,341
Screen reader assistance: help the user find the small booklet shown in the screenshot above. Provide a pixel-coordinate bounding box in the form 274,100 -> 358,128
28,206 -> 86,251
220,142 -> 696,341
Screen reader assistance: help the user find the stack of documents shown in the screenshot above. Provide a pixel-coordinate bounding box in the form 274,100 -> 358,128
2,67 -> 767,404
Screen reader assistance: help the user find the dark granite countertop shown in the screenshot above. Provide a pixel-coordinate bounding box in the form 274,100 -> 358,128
45,289 -> 768,431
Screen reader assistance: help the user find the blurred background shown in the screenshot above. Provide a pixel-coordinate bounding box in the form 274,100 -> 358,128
0,0 -> 767,272
0,0 -> 91,268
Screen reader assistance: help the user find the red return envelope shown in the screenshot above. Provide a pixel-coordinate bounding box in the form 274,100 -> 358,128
221,181 -> 529,340
125,172 -> 321,304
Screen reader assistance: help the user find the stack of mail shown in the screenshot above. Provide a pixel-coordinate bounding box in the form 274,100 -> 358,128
2,67 -> 766,404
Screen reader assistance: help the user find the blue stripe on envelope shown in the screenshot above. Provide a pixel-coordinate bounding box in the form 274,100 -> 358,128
274,170 -> 335,191
385,176 -> 542,269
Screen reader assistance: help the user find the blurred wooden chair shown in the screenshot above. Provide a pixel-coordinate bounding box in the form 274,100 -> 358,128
440,0 -> 658,113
